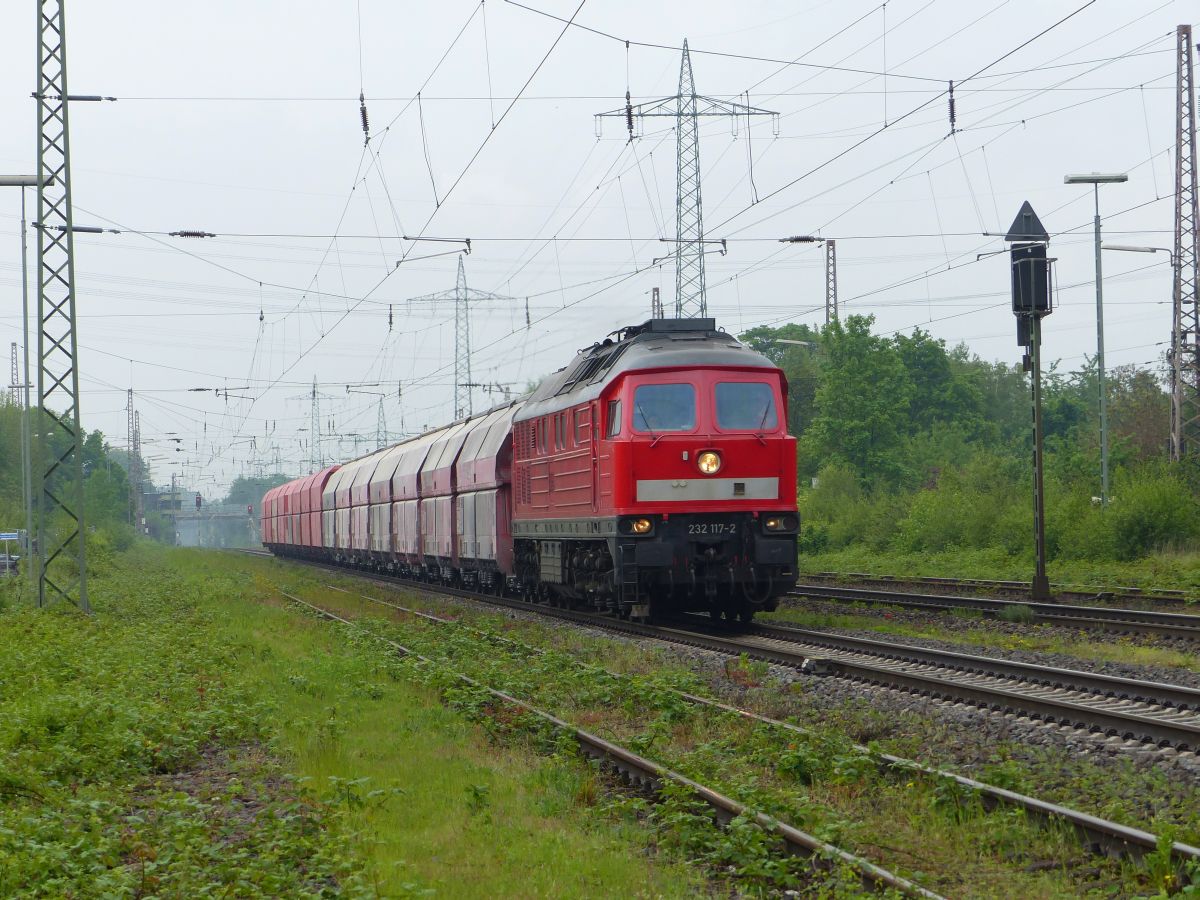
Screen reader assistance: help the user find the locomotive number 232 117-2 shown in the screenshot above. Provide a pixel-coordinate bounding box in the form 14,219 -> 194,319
687,522 -> 737,535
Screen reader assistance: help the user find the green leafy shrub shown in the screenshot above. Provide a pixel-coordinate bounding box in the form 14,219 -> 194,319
1106,471 -> 1200,560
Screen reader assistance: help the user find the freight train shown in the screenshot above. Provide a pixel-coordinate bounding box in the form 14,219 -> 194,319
261,317 -> 799,623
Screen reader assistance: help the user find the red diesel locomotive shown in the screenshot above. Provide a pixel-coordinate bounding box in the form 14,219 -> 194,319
261,317 -> 799,622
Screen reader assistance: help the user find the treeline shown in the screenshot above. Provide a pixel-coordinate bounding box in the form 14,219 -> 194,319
741,317 -> 1195,562
0,399 -> 141,565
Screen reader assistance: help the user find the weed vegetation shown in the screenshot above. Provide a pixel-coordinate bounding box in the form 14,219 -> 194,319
0,547 -> 702,897
278,563 -> 1200,898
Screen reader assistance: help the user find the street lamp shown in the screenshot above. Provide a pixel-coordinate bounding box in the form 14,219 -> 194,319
0,176 -> 53,557
1064,172 -> 1128,506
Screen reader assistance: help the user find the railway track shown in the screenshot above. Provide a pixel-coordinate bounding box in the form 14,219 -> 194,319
272,586 -> 939,898
787,583 -> 1200,640
234,549 -> 1200,871
799,571 -> 1195,608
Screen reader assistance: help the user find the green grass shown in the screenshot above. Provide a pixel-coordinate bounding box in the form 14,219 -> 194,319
0,547 -> 704,898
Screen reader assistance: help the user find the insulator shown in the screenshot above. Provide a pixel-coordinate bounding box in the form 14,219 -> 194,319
625,90 -> 634,141
170,230 -> 215,238
388,304 -> 393,331
948,80 -> 956,133
525,298 -> 531,327
359,91 -> 370,143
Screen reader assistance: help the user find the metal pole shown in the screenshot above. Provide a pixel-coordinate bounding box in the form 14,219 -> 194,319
1093,184 -> 1109,506
1031,312 -> 1050,601
19,190 -> 33,561
825,239 -> 838,325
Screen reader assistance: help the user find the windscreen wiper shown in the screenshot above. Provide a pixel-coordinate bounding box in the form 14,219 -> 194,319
635,401 -> 664,447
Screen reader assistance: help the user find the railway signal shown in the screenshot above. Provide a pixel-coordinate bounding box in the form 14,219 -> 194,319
1005,201 -> 1053,602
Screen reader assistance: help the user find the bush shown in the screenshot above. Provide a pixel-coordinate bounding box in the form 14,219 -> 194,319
1106,471 -> 1200,560
797,520 -> 829,554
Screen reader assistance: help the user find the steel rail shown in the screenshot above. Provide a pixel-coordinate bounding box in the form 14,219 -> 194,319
272,586 -> 939,898
788,584 -> 1200,639
319,579 -> 1200,868
801,571 -> 1193,605
750,621 -> 1200,710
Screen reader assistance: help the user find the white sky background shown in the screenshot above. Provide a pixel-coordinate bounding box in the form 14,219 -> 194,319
0,0 -> 1193,494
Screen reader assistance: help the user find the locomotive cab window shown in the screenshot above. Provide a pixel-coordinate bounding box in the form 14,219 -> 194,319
715,382 -> 778,431
632,384 -> 696,433
605,399 -> 622,437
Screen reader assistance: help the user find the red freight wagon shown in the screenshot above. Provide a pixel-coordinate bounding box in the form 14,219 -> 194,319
365,444 -> 405,561
389,430 -> 440,568
453,404 -> 519,590
418,420 -> 474,576
260,485 -> 277,546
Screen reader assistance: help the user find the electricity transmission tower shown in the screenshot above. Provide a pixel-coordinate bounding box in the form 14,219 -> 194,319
825,240 -> 839,325
405,256 -> 511,420
597,40 -> 776,318
132,410 -> 142,532
650,287 -> 663,318
36,0 -> 88,612
126,389 -> 135,525
1173,24 -> 1200,461
9,343 -> 18,406
310,377 -> 323,470
376,398 -> 387,450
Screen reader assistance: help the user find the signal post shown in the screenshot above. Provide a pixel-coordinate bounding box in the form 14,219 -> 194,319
1005,202 -> 1054,602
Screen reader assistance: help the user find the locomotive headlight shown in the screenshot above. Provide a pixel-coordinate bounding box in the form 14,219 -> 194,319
763,515 -> 799,533
630,517 -> 653,534
696,450 -> 722,475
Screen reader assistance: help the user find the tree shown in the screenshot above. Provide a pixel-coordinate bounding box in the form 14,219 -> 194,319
740,323 -> 823,437
806,315 -> 913,484
224,474 -> 291,510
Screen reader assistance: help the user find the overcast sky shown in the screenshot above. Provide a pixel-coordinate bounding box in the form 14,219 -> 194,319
0,1 -> 1194,495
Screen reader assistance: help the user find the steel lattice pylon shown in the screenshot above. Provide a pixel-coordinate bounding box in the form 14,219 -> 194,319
1173,24 -> 1200,461
597,40 -> 777,318
310,377 -> 322,470
405,256 -> 510,420
132,409 -> 142,532
376,397 -> 386,450
36,0 -> 88,612
674,44 -> 704,317
9,343 -> 19,406
825,240 -> 839,325
126,388 -> 135,525
454,257 -> 471,418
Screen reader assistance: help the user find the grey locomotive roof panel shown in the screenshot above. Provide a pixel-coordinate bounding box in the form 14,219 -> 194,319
514,318 -> 777,423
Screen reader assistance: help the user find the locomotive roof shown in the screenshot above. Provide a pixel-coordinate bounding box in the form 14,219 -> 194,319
514,317 -> 776,422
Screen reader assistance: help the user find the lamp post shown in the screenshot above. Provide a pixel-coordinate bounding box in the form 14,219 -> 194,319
1064,172 -> 1128,506
0,176 -> 49,560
